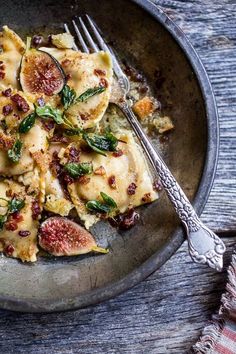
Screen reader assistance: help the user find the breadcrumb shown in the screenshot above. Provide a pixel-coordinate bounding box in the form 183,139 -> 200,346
51,33 -> 75,49
132,97 -> 155,119
153,116 -> 174,134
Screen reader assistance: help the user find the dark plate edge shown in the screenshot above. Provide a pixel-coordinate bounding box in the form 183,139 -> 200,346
0,0 -> 219,313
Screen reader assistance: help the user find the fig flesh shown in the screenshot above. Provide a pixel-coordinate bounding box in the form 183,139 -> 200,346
38,217 -> 107,256
20,49 -> 65,96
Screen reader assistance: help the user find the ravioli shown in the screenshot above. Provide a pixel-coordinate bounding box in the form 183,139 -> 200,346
0,27 -> 161,262
40,47 -> 113,129
0,180 -> 39,262
67,132 -> 158,229
0,26 -> 25,90
0,121 -> 48,176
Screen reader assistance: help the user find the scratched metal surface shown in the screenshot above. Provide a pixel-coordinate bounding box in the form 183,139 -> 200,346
0,1 -> 235,353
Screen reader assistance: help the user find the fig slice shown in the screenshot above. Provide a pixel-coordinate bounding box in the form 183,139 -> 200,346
20,49 -> 65,96
38,217 -> 108,256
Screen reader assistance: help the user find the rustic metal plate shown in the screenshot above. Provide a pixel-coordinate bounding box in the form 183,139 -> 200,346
0,0 -> 218,312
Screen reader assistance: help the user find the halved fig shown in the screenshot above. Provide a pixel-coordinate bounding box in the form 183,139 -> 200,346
38,217 -> 107,256
20,49 -> 65,96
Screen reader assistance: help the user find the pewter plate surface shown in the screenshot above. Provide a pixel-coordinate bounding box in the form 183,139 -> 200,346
0,0 -> 218,312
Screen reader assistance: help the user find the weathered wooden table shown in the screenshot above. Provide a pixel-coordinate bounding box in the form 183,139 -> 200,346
0,1 -> 235,353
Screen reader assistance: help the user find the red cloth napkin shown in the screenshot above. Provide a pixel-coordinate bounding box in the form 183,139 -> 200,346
193,252 -> 236,354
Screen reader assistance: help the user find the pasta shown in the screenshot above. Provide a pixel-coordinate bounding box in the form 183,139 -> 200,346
0,27 -> 172,262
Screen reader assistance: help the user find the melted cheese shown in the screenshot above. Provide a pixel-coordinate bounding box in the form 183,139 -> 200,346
40,47 -> 113,129
68,132 -> 158,228
0,26 -> 25,90
0,180 -> 39,262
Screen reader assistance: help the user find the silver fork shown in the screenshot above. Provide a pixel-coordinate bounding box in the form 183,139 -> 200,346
65,15 -> 226,271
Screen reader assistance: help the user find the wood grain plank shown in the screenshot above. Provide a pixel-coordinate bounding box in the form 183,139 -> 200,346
0,238 -> 234,354
152,0 -> 236,232
0,1 -> 235,354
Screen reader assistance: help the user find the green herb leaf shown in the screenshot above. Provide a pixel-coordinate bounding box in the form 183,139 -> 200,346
18,112 -> 36,133
64,128 -> 82,136
86,192 -> 117,215
36,105 -> 64,125
8,197 -> 25,214
7,139 -> 23,163
77,86 -> 106,103
0,214 -> 8,230
86,200 -> 111,214
83,132 -> 118,156
0,197 -> 25,230
100,192 -> 117,209
60,85 -> 76,109
64,162 -> 93,178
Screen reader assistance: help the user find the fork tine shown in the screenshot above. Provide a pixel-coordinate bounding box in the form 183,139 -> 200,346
78,17 -> 99,53
64,23 -> 79,51
85,15 -> 126,79
72,20 -> 89,53
85,15 -> 110,53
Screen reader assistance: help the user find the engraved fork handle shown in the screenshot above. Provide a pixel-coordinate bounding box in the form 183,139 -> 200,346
119,102 -> 225,271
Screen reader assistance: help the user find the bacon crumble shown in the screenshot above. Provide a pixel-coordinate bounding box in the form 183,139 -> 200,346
99,78 -> 108,88
94,166 -> 106,176
77,176 -> 90,185
142,193 -> 152,203
94,69 -> 106,76
32,200 -> 41,220
109,208 -> 140,230
11,94 -> 30,113
4,244 -> 15,256
80,113 -> 90,121
68,147 -> 80,163
2,88 -> 12,97
112,149 -> 123,158
2,104 -> 13,116
108,175 -> 116,189
18,230 -> 31,237
41,119 -> 55,132
127,183 -> 137,195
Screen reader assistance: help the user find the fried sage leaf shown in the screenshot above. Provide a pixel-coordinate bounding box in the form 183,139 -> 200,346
7,139 -> 23,163
36,105 -> 64,125
86,192 -> 117,214
100,192 -> 117,209
60,84 -> 76,109
64,162 -> 93,178
0,197 -> 25,230
8,197 -> 25,214
18,112 -> 36,133
83,132 -> 118,156
77,86 -> 106,103
86,200 -> 111,214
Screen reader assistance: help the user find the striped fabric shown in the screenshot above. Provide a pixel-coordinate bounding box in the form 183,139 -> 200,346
193,252 -> 236,354
214,320 -> 236,354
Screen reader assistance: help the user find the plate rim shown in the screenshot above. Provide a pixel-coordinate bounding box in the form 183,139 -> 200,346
0,0 -> 219,312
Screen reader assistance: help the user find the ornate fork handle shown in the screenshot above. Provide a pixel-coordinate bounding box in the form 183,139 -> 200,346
120,102 -> 225,271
